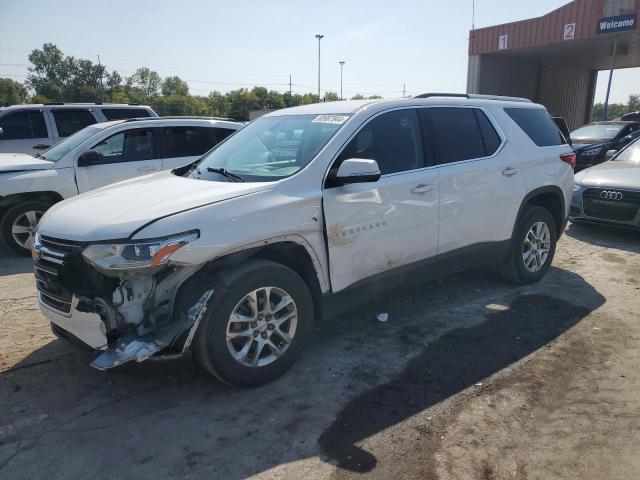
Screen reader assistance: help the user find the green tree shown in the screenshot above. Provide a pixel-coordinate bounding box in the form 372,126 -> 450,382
350,94 -> 365,100
161,75 -> 189,96
206,91 -> 230,117
127,67 -> 161,102
26,43 -> 72,101
324,91 -> 340,102
0,78 -> 28,105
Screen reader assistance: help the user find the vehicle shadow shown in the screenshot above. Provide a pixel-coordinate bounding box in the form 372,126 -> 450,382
0,247 -> 33,276
565,221 -> 640,254
0,266 -> 604,479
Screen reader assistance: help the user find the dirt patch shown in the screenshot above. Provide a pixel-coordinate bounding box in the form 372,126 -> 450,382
319,295 -> 593,475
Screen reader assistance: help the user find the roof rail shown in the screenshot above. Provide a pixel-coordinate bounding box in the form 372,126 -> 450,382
468,94 -> 532,103
121,116 -> 238,123
43,102 -> 148,106
413,93 -> 469,99
413,93 -> 532,103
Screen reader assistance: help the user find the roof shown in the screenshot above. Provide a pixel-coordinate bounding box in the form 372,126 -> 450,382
264,94 -> 545,118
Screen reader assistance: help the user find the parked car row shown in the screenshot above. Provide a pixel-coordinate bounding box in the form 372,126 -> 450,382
0,103 -> 157,155
0,115 -> 243,254
28,94 -> 575,385
569,120 -> 640,171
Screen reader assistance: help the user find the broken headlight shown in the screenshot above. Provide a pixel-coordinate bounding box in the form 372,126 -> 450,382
82,231 -> 199,272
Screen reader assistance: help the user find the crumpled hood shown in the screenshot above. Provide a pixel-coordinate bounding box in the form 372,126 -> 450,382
38,171 -> 273,241
575,160 -> 640,189
0,153 -> 55,172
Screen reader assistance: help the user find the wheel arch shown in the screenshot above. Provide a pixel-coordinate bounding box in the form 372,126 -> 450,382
0,191 -> 64,219
173,240 -> 327,330
512,186 -> 566,240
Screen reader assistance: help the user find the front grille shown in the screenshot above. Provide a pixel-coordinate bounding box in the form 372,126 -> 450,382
35,236 -> 87,314
582,188 -> 640,222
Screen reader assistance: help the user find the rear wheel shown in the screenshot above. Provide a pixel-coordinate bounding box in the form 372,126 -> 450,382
1,201 -> 51,256
193,259 -> 314,387
499,206 -> 557,284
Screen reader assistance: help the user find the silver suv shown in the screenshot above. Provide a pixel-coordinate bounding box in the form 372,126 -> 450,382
0,103 -> 157,155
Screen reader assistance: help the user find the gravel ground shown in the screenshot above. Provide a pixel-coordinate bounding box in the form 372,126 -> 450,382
1,222 -> 639,479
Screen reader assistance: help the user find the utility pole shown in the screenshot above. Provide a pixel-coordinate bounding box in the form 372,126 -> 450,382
315,34 -> 324,102
289,74 -> 292,96
603,36 -> 618,121
472,0 -> 476,30
339,61 -> 345,100
402,83 -> 406,98
97,54 -> 104,103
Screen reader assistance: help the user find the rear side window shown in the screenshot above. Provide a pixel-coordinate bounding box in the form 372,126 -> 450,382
337,109 -> 424,175
102,108 -> 151,120
421,108 -> 500,164
214,127 -> 236,143
0,111 -> 48,139
164,126 -> 208,158
52,109 -> 97,137
505,108 -> 565,147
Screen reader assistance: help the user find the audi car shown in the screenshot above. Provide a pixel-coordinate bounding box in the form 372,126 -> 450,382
570,121 -> 640,172
570,136 -> 640,229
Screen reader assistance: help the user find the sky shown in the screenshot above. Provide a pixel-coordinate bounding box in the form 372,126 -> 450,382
0,0 -> 637,104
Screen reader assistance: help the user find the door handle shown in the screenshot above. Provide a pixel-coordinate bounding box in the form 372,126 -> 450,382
411,183 -> 433,194
137,166 -> 158,172
502,167 -> 519,177
33,144 -> 51,150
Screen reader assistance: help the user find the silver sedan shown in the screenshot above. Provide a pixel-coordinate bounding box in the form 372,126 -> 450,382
571,137 -> 640,229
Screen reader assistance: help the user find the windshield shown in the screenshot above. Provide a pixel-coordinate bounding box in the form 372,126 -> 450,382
570,124 -> 624,143
186,114 -> 349,182
615,138 -> 640,163
41,125 -> 102,162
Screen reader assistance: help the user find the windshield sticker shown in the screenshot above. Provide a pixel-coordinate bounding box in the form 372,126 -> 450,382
312,114 -> 349,125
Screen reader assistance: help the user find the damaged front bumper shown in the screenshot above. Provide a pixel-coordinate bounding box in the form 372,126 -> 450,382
34,234 -> 213,370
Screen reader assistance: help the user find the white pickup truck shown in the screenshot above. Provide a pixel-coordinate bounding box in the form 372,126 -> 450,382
33,95 -> 574,386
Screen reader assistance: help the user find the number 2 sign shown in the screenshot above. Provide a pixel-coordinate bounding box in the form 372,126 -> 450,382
564,23 -> 576,40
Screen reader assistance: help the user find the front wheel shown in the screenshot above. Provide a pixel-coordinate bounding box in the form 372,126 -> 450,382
1,201 -> 51,256
193,259 -> 314,387
499,206 -> 558,284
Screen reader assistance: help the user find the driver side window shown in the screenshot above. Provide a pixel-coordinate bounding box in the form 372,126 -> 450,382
92,128 -> 155,163
335,109 -> 425,176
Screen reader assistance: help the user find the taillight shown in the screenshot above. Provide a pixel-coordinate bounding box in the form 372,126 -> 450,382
560,152 -> 576,170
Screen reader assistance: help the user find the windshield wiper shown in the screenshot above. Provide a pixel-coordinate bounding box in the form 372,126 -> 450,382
207,167 -> 245,182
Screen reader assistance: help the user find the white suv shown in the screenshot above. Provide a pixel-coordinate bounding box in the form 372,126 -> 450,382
1,117 -> 242,254
0,103 -> 157,154
33,94 -> 575,386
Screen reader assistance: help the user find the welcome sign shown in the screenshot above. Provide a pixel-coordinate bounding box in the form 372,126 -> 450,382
597,13 -> 637,34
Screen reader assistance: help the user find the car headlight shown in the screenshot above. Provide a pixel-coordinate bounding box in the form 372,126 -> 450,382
581,147 -> 603,157
82,231 -> 199,272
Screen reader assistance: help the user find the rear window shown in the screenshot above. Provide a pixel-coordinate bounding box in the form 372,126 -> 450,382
102,108 -> 151,120
505,108 -> 565,147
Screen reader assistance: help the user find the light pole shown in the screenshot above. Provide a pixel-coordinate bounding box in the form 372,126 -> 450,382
315,34 -> 324,102
339,61 -> 345,100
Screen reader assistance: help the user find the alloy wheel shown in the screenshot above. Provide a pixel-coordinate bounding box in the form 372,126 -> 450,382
226,286 -> 298,367
522,221 -> 551,273
11,210 -> 43,250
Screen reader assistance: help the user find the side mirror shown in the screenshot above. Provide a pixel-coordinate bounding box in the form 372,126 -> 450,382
605,149 -> 617,159
335,158 -> 381,186
78,150 -> 99,167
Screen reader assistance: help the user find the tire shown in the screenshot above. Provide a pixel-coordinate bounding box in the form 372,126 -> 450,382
1,201 -> 51,256
499,206 -> 558,284
192,259 -> 314,387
